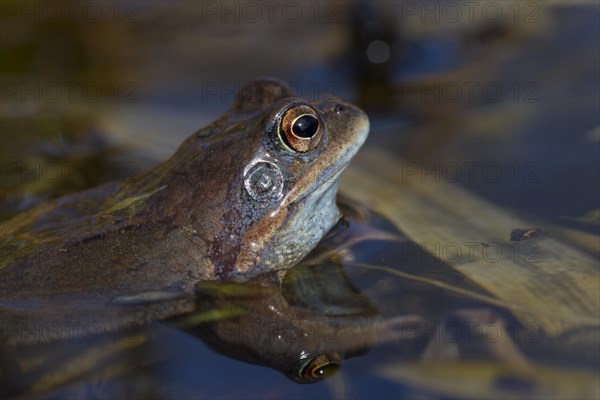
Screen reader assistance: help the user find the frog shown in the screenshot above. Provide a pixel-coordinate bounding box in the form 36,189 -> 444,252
1,200 -> 424,396
0,78 -> 369,336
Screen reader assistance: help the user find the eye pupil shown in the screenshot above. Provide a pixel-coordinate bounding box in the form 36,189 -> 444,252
292,115 -> 319,138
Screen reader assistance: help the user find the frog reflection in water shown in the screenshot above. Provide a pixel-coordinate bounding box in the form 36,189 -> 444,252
0,79 -> 369,309
187,223 -> 420,384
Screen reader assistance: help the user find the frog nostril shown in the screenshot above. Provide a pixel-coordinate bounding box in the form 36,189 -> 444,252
334,104 -> 346,114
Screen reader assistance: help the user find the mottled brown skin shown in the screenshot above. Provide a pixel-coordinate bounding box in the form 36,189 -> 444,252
0,79 -> 369,315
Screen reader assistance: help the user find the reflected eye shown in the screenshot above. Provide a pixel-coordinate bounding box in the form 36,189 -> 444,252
299,353 -> 340,383
280,105 -> 322,152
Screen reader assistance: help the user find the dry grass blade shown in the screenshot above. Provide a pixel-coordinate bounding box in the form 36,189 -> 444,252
341,149 -> 600,336
376,360 -> 600,400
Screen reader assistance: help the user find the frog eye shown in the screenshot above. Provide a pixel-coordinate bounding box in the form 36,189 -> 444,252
280,105 -> 322,153
298,353 -> 340,383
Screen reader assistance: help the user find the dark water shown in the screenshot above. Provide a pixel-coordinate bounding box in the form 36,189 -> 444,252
1,1 -> 599,399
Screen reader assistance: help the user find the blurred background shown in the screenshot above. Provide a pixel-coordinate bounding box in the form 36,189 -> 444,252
1,0 -> 598,234
1,1 -> 599,398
